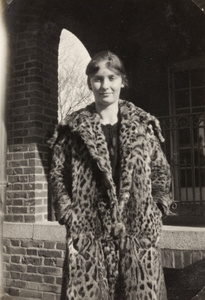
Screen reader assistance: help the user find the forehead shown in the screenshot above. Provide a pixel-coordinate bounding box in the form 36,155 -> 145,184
92,61 -> 121,77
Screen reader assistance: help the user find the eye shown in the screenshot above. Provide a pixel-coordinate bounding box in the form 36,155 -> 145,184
109,75 -> 115,81
93,77 -> 101,82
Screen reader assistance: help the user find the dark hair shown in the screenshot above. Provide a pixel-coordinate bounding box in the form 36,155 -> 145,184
86,50 -> 128,89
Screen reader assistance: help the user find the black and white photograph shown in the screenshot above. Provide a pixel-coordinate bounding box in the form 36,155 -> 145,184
0,0 -> 205,299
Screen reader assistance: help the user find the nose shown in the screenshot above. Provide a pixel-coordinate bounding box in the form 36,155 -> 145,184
101,78 -> 109,90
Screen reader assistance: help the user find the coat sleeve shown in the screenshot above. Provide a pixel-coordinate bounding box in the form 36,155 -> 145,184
49,128 -> 73,225
149,129 -> 173,216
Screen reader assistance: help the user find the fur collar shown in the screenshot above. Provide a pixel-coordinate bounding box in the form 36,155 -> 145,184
49,100 -> 164,223
56,99 -> 164,142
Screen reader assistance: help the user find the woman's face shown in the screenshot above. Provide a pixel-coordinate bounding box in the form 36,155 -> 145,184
89,61 -> 124,108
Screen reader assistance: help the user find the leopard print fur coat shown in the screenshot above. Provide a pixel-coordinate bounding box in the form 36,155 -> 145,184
49,99 -> 172,300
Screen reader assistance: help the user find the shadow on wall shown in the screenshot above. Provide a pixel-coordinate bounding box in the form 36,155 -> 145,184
164,258 -> 205,300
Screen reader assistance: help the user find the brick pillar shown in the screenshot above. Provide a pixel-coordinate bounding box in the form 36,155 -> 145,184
6,1 -> 61,222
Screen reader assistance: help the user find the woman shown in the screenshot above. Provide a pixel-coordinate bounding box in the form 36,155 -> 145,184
49,51 -> 172,300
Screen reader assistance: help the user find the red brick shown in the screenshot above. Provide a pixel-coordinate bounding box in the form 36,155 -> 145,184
183,250 -> 192,267
22,256 -> 43,266
9,264 -> 27,273
21,273 -> 43,283
25,91 -> 44,99
24,215 -> 35,223
25,75 -> 43,84
24,152 -> 37,159
44,276 -> 55,284
56,243 -> 66,251
14,55 -> 29,64
11,84 -> 29,93
10,145 -> 29,152
11,240 -> 20,247
9,287 -> 20,297
38,266 -> 62,276
11,247 -> 26,255
35,183 -> 44,189
18,175 -> 29,182
24,199 -> 35,206
20,289 -> 43,299
27,249 -> 37,256
13,191 -> 27,198
21,240 -> 29,248
174,250 -> 183,269
13,215 -> 24,222
11,256 -> 21,264
39,283 -> 61,293
24,183 -> 35,190
3,271 -> 10,279
13,199 -> 23,206
12,168 -> 23,174
7,175 -> 19,183
9,161 -> 23,168
25,281 -> 39,290
12,115 -> 29,122
26,61 -> 43,69
12,184 -> 23,190
29,240 -> 44,248
36,214 -> 44,222
13,153 -> 24,159
7,279 -> 26,289
3,239 -> 11,247
38,250 -> 62,258
161,249 -> 174,268
44,241 -> 56,249
12,207 -> 27,214
56,258 -> 64,268
15,62 -> 25,70
4,215 -> 13,222
11,272 -> 21,279
44,258 -> 56,267
56,277 -> 62,285
15,77 -> 24,85
3,254 -> 10,263
17,48 -> 34,57
27,265 -> 37,273
13,92 -> 26,100
33,174 -> 47,181
35,190 -> 47,197
24,167 -> 36,174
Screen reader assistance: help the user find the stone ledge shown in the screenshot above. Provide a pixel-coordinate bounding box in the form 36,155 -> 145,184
160,225 -> 205,250
3,222 -> 205,250
3,221 -> 66,242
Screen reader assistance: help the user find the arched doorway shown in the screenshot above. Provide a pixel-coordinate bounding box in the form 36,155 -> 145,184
58,29 -> 93,120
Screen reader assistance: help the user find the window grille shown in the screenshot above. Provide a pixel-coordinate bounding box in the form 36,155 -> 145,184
159,57 -> 205,226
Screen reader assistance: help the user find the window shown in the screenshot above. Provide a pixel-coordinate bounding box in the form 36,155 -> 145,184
160,57 -> 205,226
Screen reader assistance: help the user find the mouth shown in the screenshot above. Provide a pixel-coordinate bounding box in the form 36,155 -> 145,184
100,93 -> 112,96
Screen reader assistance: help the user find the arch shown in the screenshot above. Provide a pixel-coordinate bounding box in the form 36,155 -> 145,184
58,29 -> 93,120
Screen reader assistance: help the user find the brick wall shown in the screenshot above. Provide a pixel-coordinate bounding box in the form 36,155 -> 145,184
3,238 -> 65,299
3,222 -> 66,300
163,249 -> 205,300
3,223 -> 205,300
5,0 -> 60,222
4,236 -> 205,300
160,227 -> 205,300
161,248 -> 205,269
